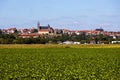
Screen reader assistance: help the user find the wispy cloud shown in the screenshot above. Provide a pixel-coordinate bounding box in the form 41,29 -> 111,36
101,14 -> 120,18
73,21 -> 79,24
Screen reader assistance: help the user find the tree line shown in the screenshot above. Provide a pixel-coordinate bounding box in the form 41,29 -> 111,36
0,33 -> 120,44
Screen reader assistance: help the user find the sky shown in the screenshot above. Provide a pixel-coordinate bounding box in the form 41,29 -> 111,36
0,0 -> 120,31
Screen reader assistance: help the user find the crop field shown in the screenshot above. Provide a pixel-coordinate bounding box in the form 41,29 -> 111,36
0,44 -> 120,80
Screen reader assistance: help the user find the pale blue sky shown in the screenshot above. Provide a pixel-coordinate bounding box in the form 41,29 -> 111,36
0,0 -> 120,31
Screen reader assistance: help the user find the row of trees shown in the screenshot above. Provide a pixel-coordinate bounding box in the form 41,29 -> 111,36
0,33 -> 120,44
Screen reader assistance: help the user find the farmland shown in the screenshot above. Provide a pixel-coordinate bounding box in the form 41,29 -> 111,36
0,44 -> 120,80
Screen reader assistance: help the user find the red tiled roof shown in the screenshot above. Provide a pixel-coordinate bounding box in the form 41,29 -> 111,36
81,30 -> 90,33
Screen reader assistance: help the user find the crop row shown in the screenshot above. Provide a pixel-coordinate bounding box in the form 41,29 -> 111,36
0,48 -> 120,79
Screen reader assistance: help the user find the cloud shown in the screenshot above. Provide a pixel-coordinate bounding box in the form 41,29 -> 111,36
73,21 -> 79,24
101,14 -> 120,18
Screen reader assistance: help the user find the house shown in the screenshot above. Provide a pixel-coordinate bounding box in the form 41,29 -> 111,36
112,41 -> 120,44
75,30 -> 81,35
2,29 -> 8,34
62,29 -> 70,34
19,33 -> 39,38
37,22 -> 54,34
8,28 -> 17,34
63,41 -> 74,44
54,29 -> 63,34
74,42 -> 80,44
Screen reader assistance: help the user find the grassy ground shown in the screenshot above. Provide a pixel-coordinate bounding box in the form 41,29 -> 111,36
0,44 -> 120,80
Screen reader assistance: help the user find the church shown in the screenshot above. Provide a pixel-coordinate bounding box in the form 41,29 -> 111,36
37,22 -> 54,34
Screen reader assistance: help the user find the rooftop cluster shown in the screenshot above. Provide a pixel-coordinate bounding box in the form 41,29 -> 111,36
0,22 -> 120,44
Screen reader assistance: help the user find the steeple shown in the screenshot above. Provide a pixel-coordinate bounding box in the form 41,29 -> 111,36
37,21 -> 40,30
37,21 -> 40,27
48,24 -> 50,27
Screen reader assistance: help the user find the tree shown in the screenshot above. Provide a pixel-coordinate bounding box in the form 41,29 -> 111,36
0,29 -> 2,34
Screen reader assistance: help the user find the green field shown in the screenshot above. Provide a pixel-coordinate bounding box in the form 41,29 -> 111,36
0,44 -> 120,80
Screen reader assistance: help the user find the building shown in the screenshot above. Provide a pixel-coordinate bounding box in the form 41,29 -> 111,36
63,41 -> 74,44
95,28 -> 104,35
37,22 -> 54,34
8,28 -> 17,34
54,29 -> 63,34
19,33 -> 39,38
2,28 -> 17,34
95,28 -> 104,32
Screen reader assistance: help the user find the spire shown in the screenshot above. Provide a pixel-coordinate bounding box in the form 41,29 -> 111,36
48,24 -> 50,27
37,21 -> 40,27
37,21 -> 40,31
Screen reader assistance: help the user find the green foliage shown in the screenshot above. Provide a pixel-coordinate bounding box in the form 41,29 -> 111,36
0,48 -> 120,79
0,29 -> 2,34
0,33 -> 119,44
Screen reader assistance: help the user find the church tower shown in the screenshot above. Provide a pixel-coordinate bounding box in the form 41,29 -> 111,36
37,21 -> 40,31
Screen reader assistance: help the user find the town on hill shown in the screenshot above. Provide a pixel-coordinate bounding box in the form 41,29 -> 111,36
0,22 -> 120,44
